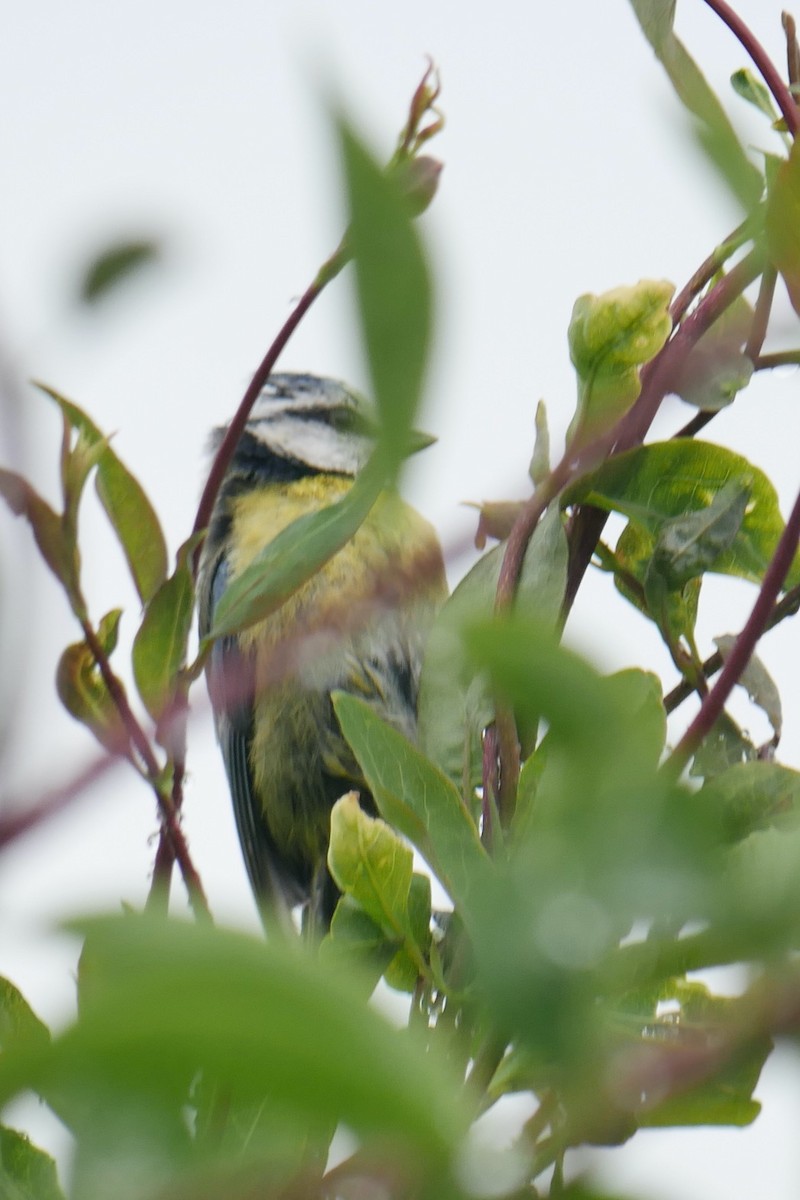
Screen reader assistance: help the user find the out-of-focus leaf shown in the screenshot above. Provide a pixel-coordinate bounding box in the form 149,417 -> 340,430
0,979 -> 50,1054
766,137 -> 800,315
567,280 -> 674,447
79,238 -> 161,305
699,761 -> 800,842
328,793 -> 429,988
566,440 -> 797,586
339,119 -> 432,480
613,978 -> 768,1128
321,898 -> 397,999
0,1126 -> 65,1200
0,469 -> 72,592
204,462 -> 383,641
332,692 -> 491,915
0,914 -> 465,1179
417,503 -> 567,795
714,634 -> 782,741
132,535 -> 199,725
628,0 -> 763,208
690,712 -> 758,781
670,292 -> 754,411
56,611 -> 129,757
35,384 -> 167,603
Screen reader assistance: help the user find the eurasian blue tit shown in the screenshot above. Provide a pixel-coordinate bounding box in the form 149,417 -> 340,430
198,373 -> 446,933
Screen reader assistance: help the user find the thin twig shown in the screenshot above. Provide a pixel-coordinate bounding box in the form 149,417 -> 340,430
667,481 -> 800,773
669,216 -> 754,326
702,0 -> 798,134
664,581 -> 800,713
191,248 -> 349,570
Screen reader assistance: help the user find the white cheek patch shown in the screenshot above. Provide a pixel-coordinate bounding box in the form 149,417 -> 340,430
252,415 -> 373,474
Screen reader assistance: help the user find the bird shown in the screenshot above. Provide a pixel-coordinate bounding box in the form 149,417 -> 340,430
197,373 -> 446,934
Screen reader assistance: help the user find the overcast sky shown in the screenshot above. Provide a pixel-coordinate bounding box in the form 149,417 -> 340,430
2,2 -> 800,1195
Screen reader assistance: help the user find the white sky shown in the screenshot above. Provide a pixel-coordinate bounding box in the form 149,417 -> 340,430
2,1 -> 800,1196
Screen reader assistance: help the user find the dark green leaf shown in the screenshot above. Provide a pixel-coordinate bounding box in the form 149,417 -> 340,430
132,535 -> 199,724
766,138 -> 800,315
79,238 -> 161,305
0,1126 -> 65,1200
339,120 -> 432,479
567,280 -> 673,447
566,440 -> 796,586
332,692 -> 491,916
647,478 -> 750,590
35,384 -> 167,603
417,503 -> 567,794
628,0 -> 763,208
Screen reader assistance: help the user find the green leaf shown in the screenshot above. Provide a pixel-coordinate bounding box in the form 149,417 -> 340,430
339,119 -> 432,479
417,503 -> 567,795
567,440 -> 796,586
628,0 -> 763,208
567,280 -> 674,447
321,897 -> 397,998
699,761 -> 800,843
332,692 -> 491,916
327,793 -> 429,986
767,138 -> 800,314
647,478 -> 750,591
79,238 -> 161,305
0,1127 -> 65,1200
631,980 -> 768,1128
204,461 -> 383,641
529,399 -> 550,485
0,978 -> 50,1055
132,535 -> 199,724
690,712 -> 758,781
56,612 -> 129,757
731,68 -> 781,123
0,915 -> 466,1176
714,634 -> 782,741
0,469 -> 72,592
35,383 -> 167,604
670,292 -> 754,411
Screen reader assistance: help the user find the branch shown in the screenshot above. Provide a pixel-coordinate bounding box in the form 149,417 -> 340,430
667,481 -> 800,773
664,580 -> 800,713
702,0 -> 798,134
191,248 -> 348,568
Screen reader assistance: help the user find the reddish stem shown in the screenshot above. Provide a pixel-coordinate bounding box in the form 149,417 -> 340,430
668,479 -> 800,773
702,0 -> 798,135
191,247 -> 348,568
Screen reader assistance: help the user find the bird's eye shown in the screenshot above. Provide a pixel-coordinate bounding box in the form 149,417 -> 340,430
332,407 -> 372,436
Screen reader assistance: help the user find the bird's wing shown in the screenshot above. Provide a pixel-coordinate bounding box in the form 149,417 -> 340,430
202,555 -> 300,926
